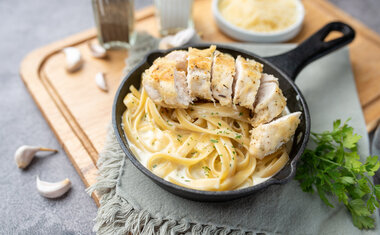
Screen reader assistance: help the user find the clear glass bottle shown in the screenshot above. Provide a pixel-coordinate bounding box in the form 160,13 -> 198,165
92,0 -> 136,49
154,0 -> 194,36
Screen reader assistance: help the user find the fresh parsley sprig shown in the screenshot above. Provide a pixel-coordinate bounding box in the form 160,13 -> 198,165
295,119 -> 380,229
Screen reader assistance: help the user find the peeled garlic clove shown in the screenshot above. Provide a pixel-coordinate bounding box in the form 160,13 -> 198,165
88,41 -> 107,58
36,176 -> 71,199
159,28 -> 196,50
63,47 -> 83,72
171,28 -> 196,46
95,72 -> 108,92
159,35 -> 175,50
15,145 -> 58,169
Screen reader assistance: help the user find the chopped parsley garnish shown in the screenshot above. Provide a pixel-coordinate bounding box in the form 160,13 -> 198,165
152,164 -> 157,168
210,139 -> 218,143
235,134 -> 242,139
166,120 -> 173,126
202,166 -> 211,177
218,122 -> 222,127
239,112 -> 243,116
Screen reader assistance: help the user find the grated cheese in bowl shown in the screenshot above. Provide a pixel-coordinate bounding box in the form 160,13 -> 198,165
219,0 -> 299,33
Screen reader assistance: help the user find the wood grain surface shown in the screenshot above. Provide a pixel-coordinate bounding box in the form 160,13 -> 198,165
20,0 -> 380,204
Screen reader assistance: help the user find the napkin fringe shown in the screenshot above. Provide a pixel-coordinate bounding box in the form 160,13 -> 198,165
87,128 -> 248,235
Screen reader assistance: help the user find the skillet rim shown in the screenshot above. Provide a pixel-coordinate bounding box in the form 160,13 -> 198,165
112,43 -> 311,200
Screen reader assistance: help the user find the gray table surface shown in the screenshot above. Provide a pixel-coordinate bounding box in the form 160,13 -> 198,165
0,0 -> 379,234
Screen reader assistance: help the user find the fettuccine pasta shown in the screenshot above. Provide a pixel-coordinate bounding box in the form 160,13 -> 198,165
122,85 -> 290,191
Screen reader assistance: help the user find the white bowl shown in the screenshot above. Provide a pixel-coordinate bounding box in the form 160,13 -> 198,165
212,0 -> 305,43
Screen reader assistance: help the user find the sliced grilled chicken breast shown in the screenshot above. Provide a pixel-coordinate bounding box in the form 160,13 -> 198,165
261,73 -> 279,85
249,112 -> 301,159
233,56 -> 263,110
143,57 -> 191,108
211,51 -> 235,106
165,50 -> 188,71
187,45 -> 216,100
251,77 -> 286,127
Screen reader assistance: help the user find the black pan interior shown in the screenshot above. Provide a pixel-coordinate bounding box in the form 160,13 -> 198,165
113,44 -> 310,201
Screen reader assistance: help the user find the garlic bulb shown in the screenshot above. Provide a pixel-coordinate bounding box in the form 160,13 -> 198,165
88,41 -> 107,58
36,176 -> 71,199
159,28 -> 196,50
95,72 -> 108,92
63,47 -> 83,72
15,145 -> 58,169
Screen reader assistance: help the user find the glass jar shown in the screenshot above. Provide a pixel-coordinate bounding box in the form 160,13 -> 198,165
154,0 -> 194,36
92,0 -> 136,49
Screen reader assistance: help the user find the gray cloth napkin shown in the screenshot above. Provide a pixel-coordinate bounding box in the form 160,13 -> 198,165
89,33 -> 379,234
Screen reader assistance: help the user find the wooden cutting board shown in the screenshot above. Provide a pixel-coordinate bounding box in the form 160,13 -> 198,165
20,0 -> 380,205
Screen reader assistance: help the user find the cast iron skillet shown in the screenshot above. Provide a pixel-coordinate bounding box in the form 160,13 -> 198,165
113,22 -> 355,202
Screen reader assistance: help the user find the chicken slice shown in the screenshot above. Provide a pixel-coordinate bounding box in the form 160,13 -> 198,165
261,73 -> 279,85
142,57 -> 191,108
211,51 -> 235,106
233,56 -> 263,110
251,78 -> 286,127
249,112 -> 301,159
165,50 -> 188,71
187,45 -> 216,101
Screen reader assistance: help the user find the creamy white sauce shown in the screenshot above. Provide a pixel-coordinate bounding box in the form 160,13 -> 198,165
127,137 -> 272,189
129,144 -> 150,166
253,176 -> 270,185
125,106 -> 293,190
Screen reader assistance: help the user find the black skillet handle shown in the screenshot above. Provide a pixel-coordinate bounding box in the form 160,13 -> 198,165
265,22 -> 355,80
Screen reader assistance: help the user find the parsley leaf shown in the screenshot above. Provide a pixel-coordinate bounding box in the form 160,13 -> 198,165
202,166 -> 211,177
295,119 -> 380,229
